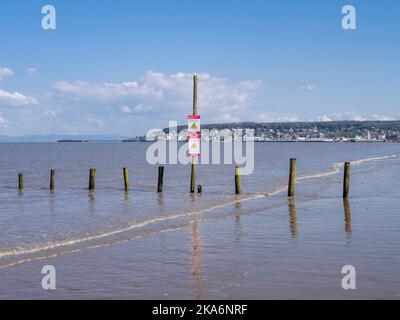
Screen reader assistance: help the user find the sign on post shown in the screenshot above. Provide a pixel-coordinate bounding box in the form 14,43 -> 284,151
189,139 -> 201,156
188,115 -> 201,132
188,115 -> 201,157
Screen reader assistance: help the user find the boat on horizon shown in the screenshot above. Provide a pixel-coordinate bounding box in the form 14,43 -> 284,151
57,139 -> 88,143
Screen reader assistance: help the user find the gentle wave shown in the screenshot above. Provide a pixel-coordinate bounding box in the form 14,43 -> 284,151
0,194 -> 265,259
0,223 -> 190,270
298,167 -> 340,181
339,154 -> 400,166
297,155 -> 400,182
0,200 -> 289,270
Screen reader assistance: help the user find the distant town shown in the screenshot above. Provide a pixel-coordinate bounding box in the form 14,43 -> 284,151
124,120 -> 400,143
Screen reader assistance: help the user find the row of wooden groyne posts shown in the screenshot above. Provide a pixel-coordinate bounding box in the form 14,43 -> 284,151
15,159 -> 352,198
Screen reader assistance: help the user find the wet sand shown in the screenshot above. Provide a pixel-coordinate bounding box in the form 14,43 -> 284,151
0,143 -> 400,299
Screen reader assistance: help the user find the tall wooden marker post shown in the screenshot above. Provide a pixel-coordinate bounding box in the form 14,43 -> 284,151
190,75 -> 199,193
343,162 -> 350,199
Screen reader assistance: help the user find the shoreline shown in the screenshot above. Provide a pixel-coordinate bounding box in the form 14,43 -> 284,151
123,140 -> 398,143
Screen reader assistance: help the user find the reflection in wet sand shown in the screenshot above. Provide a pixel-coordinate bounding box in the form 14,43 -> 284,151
157,192 -> 164,205
234,202 -> 243,242
87,191 -> 96,215
49,191 -> 56,214
122,191 -> 129,214
288,198 -> 298,238
88,190 -> 95,201
343,199 -> 352,236
190,222 -> 204,300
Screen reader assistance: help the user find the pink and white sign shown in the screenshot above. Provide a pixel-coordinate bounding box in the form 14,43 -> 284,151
188,115 -> 201,132
188,138 -> 200,157
188,115 -> 201,157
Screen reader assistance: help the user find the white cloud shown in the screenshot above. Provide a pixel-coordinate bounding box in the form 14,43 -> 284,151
119,104 -> 153,113
371,114 -> 394,121
53,79 -> 162,101
316,115 -> 332,122
299,84 -> 317,91
314,112 -> 396,122
26,67 -> 38,76
54,71 -> 263,112
258,113 -> 300,122
0,115 -> 7,126
331,112 -> 365,121
52,71 -> 264,126
217,112 -> 240,122
88,118 -> 105,127
0,67 -> 14,79
258,112 -> 394,123
44,110 -> 58,117
0,89 -> 38,106
258,113 -> 269,122
274,116 -> 300,122
119,105 -> 132,113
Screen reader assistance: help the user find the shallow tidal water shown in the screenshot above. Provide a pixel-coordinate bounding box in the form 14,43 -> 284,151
0,142 -> 399,299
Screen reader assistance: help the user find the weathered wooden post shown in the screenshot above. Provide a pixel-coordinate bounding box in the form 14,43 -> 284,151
18,172 -> 23,190
197,185 -> 202,193
343,162 -> 350,198
190,75 -> 198,193
123,167 -> 129,192
89,168 -> 96,190
190,163 -> 196,193
50,169 -> 55,190
288,158 -> 296,197
157,166 -> 164,193
235,166 -> 241,194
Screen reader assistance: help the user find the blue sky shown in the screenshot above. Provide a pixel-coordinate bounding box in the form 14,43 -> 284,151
0,0 -> 399,136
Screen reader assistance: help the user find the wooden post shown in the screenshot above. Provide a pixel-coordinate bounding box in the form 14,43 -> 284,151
193,74 -> 198,115
123,167 -> 129,192
18,172 -> 23,190
190,161 -> 196,193
235,166 -> 241,194
157,166 -> 164,193
50,169 -> 55,190
190,74 -> 198,193
343,162 -> 350,198
89,168 -> 96,190
197,185 -> 202,193
288,158 -> 296,197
